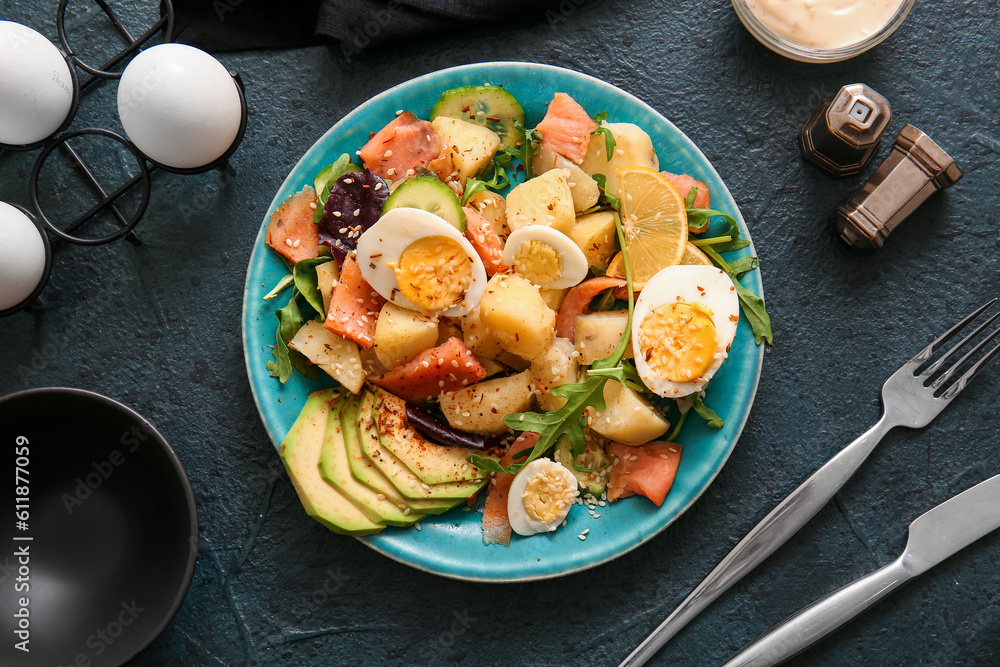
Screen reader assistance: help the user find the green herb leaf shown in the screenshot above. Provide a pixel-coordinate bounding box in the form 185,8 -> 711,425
592,173 -> 621,211
461,178 -> 489,205
685,207 -> 739,235
664,410 -> 689,442
690,394 -> 724,429
313,154 -> 362,223
467,455 -> 512,474
592,111 -> 616,159
263,274 -> 294,301
292,257 -> 332,317
588,358 -> 645,393
726,256 -> 761,280
683,186 -> 698,208
266,290 -> 317,383
702,245 -> 773,346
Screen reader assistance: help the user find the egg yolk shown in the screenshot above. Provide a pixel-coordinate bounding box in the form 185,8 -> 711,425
393,235 -> 473,311
638,302 -> 717,382
512,240 -> 563,285
522,469 -> 576,524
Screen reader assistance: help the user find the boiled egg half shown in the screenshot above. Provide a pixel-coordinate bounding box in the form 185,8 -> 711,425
508,458 -> 579,536
356,207 -> 486,317
502,225 -> 588,289
631,264 -> 739,398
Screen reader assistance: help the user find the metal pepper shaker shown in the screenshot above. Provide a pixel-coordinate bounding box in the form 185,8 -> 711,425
836,124 -> 963,250
800,83 -> 892,177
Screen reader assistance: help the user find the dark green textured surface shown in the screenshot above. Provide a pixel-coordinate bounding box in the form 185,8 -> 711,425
1,1 -> 998,666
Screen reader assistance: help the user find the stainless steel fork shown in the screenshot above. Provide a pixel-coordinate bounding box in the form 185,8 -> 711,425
621,299 -> 1000,667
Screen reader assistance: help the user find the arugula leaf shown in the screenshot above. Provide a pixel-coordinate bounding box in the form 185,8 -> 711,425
592,111 -> 616,159
591,174 -> 621,211
685,207 -> 739,236
292,257 -> 331,317
313,154 -> 361,224
700,245 -> 772,346
689,394 -> 724,429
588,358 -> 645,393
663,410 -> 689,443
474,211 -> 636,474
725,256 -> 761,280
683,186 -> 698,209
461,178 -> 489,205
263,274 -> 294,301
266,289 -> 317,383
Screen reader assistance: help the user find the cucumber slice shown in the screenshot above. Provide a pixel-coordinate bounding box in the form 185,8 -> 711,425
555,435 -> 611,497
382,176 -> 467,232
430,85 -> 525,150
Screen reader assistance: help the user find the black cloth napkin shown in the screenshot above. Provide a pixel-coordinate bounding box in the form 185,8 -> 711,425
170,0 -> 562,53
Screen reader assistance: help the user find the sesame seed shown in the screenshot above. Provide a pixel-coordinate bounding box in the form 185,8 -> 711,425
384,150 -> 393,157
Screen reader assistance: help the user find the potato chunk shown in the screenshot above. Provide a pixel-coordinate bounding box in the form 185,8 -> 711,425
432,116 -> 501,185
579,123 -> 658,198
467,190 -> 509,237
589,380 -> 670,446
479,274 -> 555,361
532,146 -> 600,212
373,302 -> 439,370
570,210 -> 617,271
532,336 -> 579,412
289,321 -> 365,393
505,169 -> 575,236
460,305 -> 505,361
439,370 -> 535,434
574,310 -> 634,364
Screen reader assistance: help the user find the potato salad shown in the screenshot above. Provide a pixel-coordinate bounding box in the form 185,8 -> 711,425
262,84 -> 771,543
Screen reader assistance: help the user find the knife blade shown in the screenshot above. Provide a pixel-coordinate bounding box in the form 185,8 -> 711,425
720,474 -> 1000,667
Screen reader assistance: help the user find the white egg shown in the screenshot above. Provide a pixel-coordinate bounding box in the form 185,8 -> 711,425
356,207 -> 487,317
0,21 -> 74,146
0,202 -> 47,312
501,224 -> 589,289
507,458 -> 579,536
631,264 -> 739,398
117,44 -> 242,169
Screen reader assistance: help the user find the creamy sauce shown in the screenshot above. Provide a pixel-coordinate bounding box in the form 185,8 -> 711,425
746,0 -> 904,49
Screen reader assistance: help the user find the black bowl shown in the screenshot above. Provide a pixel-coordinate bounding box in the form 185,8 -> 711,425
0,388 -> 198,666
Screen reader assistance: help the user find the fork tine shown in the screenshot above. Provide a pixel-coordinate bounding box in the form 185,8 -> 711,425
908,298 -> 998,368
930,324 -> 1000,390
922,310 -> 1000,381
941,339 -> 1000,401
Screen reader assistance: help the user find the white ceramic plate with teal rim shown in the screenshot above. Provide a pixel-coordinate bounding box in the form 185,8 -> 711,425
243,61 -> 764,582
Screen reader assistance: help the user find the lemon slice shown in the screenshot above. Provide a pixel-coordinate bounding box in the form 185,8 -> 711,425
679,241 -> 712,266
615,166 -> 688,285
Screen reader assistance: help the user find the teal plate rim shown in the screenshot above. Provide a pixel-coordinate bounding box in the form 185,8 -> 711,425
242,61 -> 764,583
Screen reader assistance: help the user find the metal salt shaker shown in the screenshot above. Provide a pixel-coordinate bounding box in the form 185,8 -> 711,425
800,83 -> 892,178
836,124 -> 963,250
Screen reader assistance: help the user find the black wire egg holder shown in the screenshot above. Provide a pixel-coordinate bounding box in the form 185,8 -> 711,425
1,0 -> 248,317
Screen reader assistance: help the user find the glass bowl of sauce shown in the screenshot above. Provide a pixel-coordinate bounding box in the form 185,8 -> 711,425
732,0 -> 916,63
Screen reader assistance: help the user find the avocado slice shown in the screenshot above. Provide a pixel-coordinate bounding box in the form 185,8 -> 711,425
279,389 -> 383,535
359,391 -> 487,501
375,392 -> 491,485
318,396 -> 425,527
344,393 -> 459,515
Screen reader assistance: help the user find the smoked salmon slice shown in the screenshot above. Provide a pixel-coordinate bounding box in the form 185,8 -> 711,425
323,255 -> 384,348
482,432 -> 539,546
555,276 -> 626,340
662,171 -> 712,226
265,186 -> 324,264
359,111 -> 442,181
536,93 -> 598,165
463,205 -> 509,276
371,337 -> 487,404
607,441 -> 682,507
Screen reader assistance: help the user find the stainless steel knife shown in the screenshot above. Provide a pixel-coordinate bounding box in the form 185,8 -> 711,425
721,474 -> 1000,667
